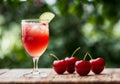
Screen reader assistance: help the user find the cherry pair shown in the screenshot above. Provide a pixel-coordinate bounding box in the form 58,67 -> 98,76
75,52 -> 105,76
50,47 -> 80,74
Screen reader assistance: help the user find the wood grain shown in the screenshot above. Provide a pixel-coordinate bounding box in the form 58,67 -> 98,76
0,68 -> 119,84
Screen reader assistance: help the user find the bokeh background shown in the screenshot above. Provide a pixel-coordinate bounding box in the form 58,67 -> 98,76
0,0 -> 120,68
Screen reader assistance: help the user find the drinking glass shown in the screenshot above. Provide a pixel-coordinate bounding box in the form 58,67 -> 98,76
21,19 -> 49,77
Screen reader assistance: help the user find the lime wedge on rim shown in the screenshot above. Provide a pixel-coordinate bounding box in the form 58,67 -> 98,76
39,12 -> 55,23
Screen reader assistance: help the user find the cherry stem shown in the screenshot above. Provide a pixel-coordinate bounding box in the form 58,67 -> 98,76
49,53 -> 59,60
83,52 -> 93,60
87,52 -> 93,59
71,47 -> 81,57
83,52 -> 88,60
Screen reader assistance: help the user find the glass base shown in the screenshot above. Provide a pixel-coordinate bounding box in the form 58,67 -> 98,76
23,71 -> 47,78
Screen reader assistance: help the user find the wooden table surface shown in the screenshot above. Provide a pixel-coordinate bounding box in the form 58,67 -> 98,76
0,68 -> 120,84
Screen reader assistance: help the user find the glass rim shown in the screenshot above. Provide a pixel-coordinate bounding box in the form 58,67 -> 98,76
22,19 -> 39,21
21,19 -> 40,24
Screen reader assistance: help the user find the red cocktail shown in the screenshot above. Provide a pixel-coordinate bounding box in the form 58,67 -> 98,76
21,19 -> 49,77
22,20 -> 49,58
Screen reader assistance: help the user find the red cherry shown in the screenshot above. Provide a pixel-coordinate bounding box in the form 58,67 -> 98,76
65,47 -> 80,73
75,60 -> 91,76
65,57 -> 78,73
90,57 -> 105,74
41,23 -> 47,26
50,54 -> 66,74
53,60 -> 66,74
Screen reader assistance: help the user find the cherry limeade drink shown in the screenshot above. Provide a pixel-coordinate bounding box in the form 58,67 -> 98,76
22,22 -> 49,58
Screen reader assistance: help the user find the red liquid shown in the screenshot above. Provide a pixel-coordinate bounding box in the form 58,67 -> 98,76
22,23 -> 49,58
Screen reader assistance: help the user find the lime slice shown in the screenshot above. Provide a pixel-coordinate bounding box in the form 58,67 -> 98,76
39,12 -> 55,23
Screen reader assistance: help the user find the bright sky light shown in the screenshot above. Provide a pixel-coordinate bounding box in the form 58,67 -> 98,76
45,0 -> 56,5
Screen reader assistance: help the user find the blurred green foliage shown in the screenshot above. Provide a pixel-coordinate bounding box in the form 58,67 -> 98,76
0,0 -> 120,68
